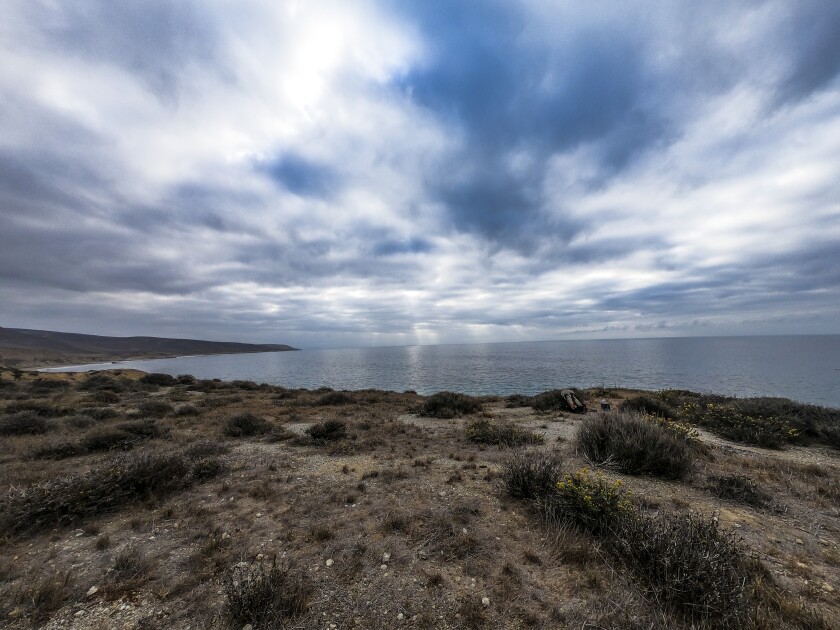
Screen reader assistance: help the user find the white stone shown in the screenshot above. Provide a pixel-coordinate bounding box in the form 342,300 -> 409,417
86,586 -> 98,597
325,559 -> 334,567
481,597 -> 490,606
382,552 -> 391,561
397,613 -> 404,620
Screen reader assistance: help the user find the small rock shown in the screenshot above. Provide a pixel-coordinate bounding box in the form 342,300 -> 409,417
86,586 -> 98,597
221,532 -> 230,540
822,583 -> 834,593
397,612 -> 404,620
256,554 -> 264,561
380,564 -> 388,570
481,597 -> 490,606
74,610 -> 85,617
383,552 -> 391,562
242,625 -> 253,630
256,513 -> 262,518
325,559 -> 334,567
796,538 -> 804,545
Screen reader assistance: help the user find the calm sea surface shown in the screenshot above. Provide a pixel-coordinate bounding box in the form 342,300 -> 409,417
44,336 -> 840,408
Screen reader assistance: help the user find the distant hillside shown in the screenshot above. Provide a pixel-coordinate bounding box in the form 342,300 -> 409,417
0,327 -> 297,368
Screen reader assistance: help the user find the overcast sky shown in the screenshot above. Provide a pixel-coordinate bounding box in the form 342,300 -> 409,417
1,1 -> 839,348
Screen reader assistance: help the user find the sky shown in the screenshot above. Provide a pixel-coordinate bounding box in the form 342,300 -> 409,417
1,1 -> 840,348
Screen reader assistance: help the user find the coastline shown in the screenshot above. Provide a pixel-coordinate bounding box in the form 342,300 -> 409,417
2,348 -> 299,372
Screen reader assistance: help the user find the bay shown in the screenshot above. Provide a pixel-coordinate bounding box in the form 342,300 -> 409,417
42,335 -> 840,408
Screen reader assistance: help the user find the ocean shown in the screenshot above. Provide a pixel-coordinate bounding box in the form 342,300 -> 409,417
42,335 -> 840,408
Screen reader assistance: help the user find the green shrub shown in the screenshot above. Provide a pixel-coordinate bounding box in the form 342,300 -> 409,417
465,419 -> 544,447
678,401 -> 799,448
619,395 -> 674,418
306,420 -> 347,442
0,452 -> 217,536
0,411 -> 50,435
577,412 -> 695,479
540,468 -> 633,535
223,559 -> 312,627
174,403 -> 200,416
140,373 -> 177,386
417,391 -> 482,418
176,374 -> 196,385
223,413 -> 270,438
502,451 -> 564,500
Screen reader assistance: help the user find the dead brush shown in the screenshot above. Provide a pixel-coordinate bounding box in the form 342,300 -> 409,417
222,558 -> 312,628
466,419 -> 544,447
305,419 -> 347,442
6,569 -> 74,624
0,451 -> 222,536
502,450 -> 564,500
704,474 -> 773,510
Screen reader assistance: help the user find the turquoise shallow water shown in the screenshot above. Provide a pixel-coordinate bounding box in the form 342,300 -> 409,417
44,335 -> 840,408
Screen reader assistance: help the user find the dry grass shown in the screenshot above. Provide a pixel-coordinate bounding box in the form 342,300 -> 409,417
0,369 -> 836,629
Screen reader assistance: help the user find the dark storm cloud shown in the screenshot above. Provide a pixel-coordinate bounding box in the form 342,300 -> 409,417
772,3 -> 840,107
392,1 -> 669,246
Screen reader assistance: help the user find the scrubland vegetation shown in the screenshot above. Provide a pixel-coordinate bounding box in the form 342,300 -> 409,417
0,368 -> 837,628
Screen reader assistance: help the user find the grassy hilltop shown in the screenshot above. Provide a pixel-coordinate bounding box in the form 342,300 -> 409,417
0,327 -> 297,369
0,368 -> 838,629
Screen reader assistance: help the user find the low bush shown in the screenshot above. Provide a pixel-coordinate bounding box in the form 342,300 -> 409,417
540,468 -> 633,536
0,451 -> 217,536
81,406 -> 120,421
185,439 -> 230,459
174,403 -> 200,416
26,380 -> 70,394
417,391 -> 482,418
502,451 -> 564,500
531,388 -> 587,413
140,373 -> 177,387
223,558 -> 312,627
78,374 -> 125,392
678,401 -> 799,449
314,391 -> 355,406
465,419 -> 544,447
0,411 -> 50,435
63,414 -> 95,429
137,400 -> 173,418
577,412 -> 695,479
3,401 -> 66,417
223,413 -> 270,438
705,474 -> 772,510
619,395 -> 674,418
610,511 -> 752,627
7,570 -> 74,624
306,420 -> 347,442
176,374 -> 196,385
504,393 -> 532,408
91,390 -> 120,404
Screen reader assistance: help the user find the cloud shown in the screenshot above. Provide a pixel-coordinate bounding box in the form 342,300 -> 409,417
0,0 -> 839,347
